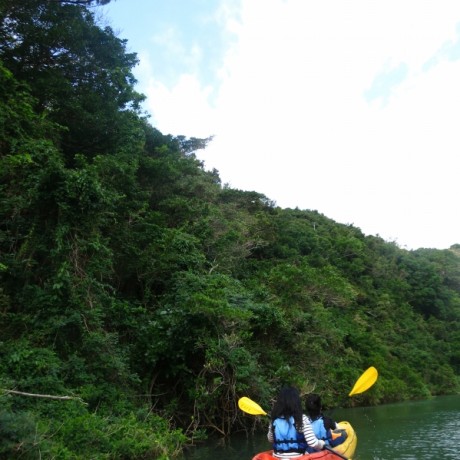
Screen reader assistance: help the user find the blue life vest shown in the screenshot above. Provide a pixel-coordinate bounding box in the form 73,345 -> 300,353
310,417 -> 347,447
272,417 -> 307,454
310,417 -> 329,444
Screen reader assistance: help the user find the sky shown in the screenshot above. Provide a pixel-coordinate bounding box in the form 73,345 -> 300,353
99,0 -> 460,250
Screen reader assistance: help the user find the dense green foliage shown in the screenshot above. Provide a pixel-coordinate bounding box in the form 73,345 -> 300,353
1,1 -> 459,458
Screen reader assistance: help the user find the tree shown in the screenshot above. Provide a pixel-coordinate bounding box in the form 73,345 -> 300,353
0,0 -> 144,159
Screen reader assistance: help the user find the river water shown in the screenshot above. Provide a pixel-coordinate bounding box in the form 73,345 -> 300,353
182,395 -> 460,460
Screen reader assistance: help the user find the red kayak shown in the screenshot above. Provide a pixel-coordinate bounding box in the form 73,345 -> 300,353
253,451 -> 344,460
252,421 -> 356,460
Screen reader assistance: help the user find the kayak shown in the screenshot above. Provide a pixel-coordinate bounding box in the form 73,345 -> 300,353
252,421 -> 356,460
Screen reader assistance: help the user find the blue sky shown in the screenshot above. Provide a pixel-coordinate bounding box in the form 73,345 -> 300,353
99,0 -> 234,108
100,0 -> 460,250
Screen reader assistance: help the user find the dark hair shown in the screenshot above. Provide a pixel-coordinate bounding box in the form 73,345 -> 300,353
305,393 -> 322,420
271,386 -> 303,430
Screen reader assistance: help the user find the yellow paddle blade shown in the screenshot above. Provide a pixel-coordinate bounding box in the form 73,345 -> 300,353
238,397 -> 267,416
349,366 -> 378,396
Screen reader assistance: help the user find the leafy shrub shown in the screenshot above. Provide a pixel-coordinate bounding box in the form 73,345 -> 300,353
0,410 -> 36,458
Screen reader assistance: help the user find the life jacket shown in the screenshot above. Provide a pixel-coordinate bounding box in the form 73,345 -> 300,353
310,417 -> 329,442
310,416 -> 347,447
272,416 -> 307,454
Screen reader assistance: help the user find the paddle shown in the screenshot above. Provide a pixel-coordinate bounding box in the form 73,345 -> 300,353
238,397 -> 349,460
237,397 -> 350,460
238,367 -> 379,460
348,366 -> 378,397
238,396 -> 267,416
323,445 -> 349,460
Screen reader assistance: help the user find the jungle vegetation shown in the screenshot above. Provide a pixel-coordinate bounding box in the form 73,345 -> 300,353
1,1 -> 459,458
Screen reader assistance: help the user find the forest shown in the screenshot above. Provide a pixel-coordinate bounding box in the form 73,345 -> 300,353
0,1 -> 459,458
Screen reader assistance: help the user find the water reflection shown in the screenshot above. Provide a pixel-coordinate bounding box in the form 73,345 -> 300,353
182,431 -> 269,460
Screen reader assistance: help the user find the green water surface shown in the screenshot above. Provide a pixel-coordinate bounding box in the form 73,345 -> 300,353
182,395 -> 460,460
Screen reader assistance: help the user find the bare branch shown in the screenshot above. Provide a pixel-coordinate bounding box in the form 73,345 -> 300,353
2,389 -> 87,404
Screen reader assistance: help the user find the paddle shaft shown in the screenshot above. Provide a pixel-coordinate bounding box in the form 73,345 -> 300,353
324,445 -> 349,460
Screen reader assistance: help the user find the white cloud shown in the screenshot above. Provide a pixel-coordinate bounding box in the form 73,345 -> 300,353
131,0 -> 460,249
199,0 -> 460,249
142,73 -> 217,138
